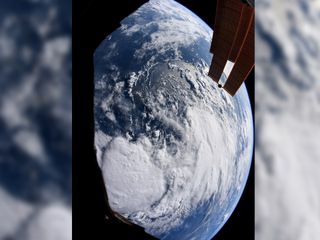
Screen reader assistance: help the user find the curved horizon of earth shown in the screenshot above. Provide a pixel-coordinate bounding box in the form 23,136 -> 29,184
94,0 -> 253,239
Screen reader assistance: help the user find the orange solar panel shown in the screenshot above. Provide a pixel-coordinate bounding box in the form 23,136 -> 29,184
208,0 -> 254,96
208,0 -> 243,83
229,5 -> 254,62
223,18 -> 254,96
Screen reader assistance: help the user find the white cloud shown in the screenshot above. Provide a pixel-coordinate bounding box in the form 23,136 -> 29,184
20,203 -> 71,240
0,188 -> 32,238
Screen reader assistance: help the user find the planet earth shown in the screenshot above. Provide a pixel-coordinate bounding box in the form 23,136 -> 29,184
93,0 -> 253,239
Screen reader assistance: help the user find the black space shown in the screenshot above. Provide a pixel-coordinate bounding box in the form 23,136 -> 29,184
73,0 -> 254,239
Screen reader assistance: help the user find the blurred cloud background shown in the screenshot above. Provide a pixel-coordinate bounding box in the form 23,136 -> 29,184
0,0 -> 71,239
255,0 -> 320,239
1,0 -> 319,239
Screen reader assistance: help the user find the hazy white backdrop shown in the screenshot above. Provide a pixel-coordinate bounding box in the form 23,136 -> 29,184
255,0 -> 320,239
